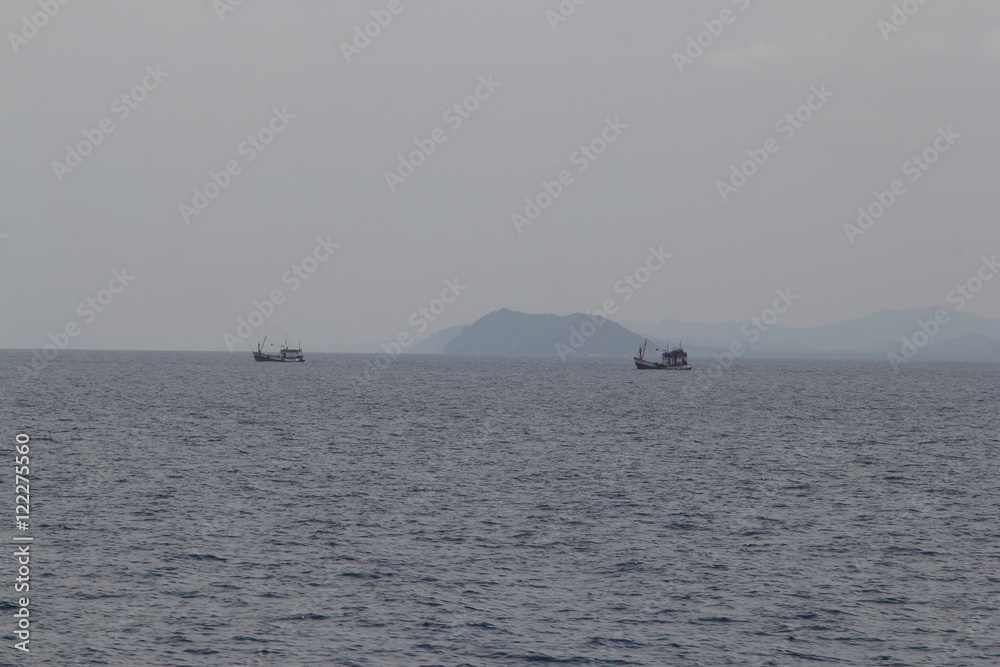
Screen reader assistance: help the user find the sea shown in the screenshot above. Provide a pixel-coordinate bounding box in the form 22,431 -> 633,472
1,351 -> 998,666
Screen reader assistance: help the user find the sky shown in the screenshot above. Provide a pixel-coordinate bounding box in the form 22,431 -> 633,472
2,0 -> 999,352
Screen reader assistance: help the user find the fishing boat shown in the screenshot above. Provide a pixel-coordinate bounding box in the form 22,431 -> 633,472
633,339 -> 691,370
253,336 -> 305,362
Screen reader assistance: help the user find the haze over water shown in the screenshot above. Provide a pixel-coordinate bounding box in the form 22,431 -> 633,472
5,2 -> 1000,665
6,351 -> 998,666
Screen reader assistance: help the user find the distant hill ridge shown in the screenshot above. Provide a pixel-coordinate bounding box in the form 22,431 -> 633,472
406,307 -> 1000,361
623,307 -> 1000,358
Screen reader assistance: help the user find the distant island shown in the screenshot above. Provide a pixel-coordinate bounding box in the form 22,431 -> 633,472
428,308 -> 648,359
404,307 -> 1000,361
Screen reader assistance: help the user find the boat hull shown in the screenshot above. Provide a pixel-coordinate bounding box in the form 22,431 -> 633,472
633,357 -> 691,370
253,352 -> 304,362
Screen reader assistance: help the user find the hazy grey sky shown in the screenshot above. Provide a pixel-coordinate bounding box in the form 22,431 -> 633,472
3,0 -> 999,351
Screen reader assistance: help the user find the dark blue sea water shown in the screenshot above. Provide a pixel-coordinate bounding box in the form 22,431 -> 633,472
1,351 -> 998,666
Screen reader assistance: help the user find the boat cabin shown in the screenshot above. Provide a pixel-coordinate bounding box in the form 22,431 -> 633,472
661,347 -> 688,367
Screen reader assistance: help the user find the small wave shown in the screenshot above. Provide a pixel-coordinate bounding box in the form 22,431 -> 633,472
586,637 -> 647,648
275,613 -> 329,621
